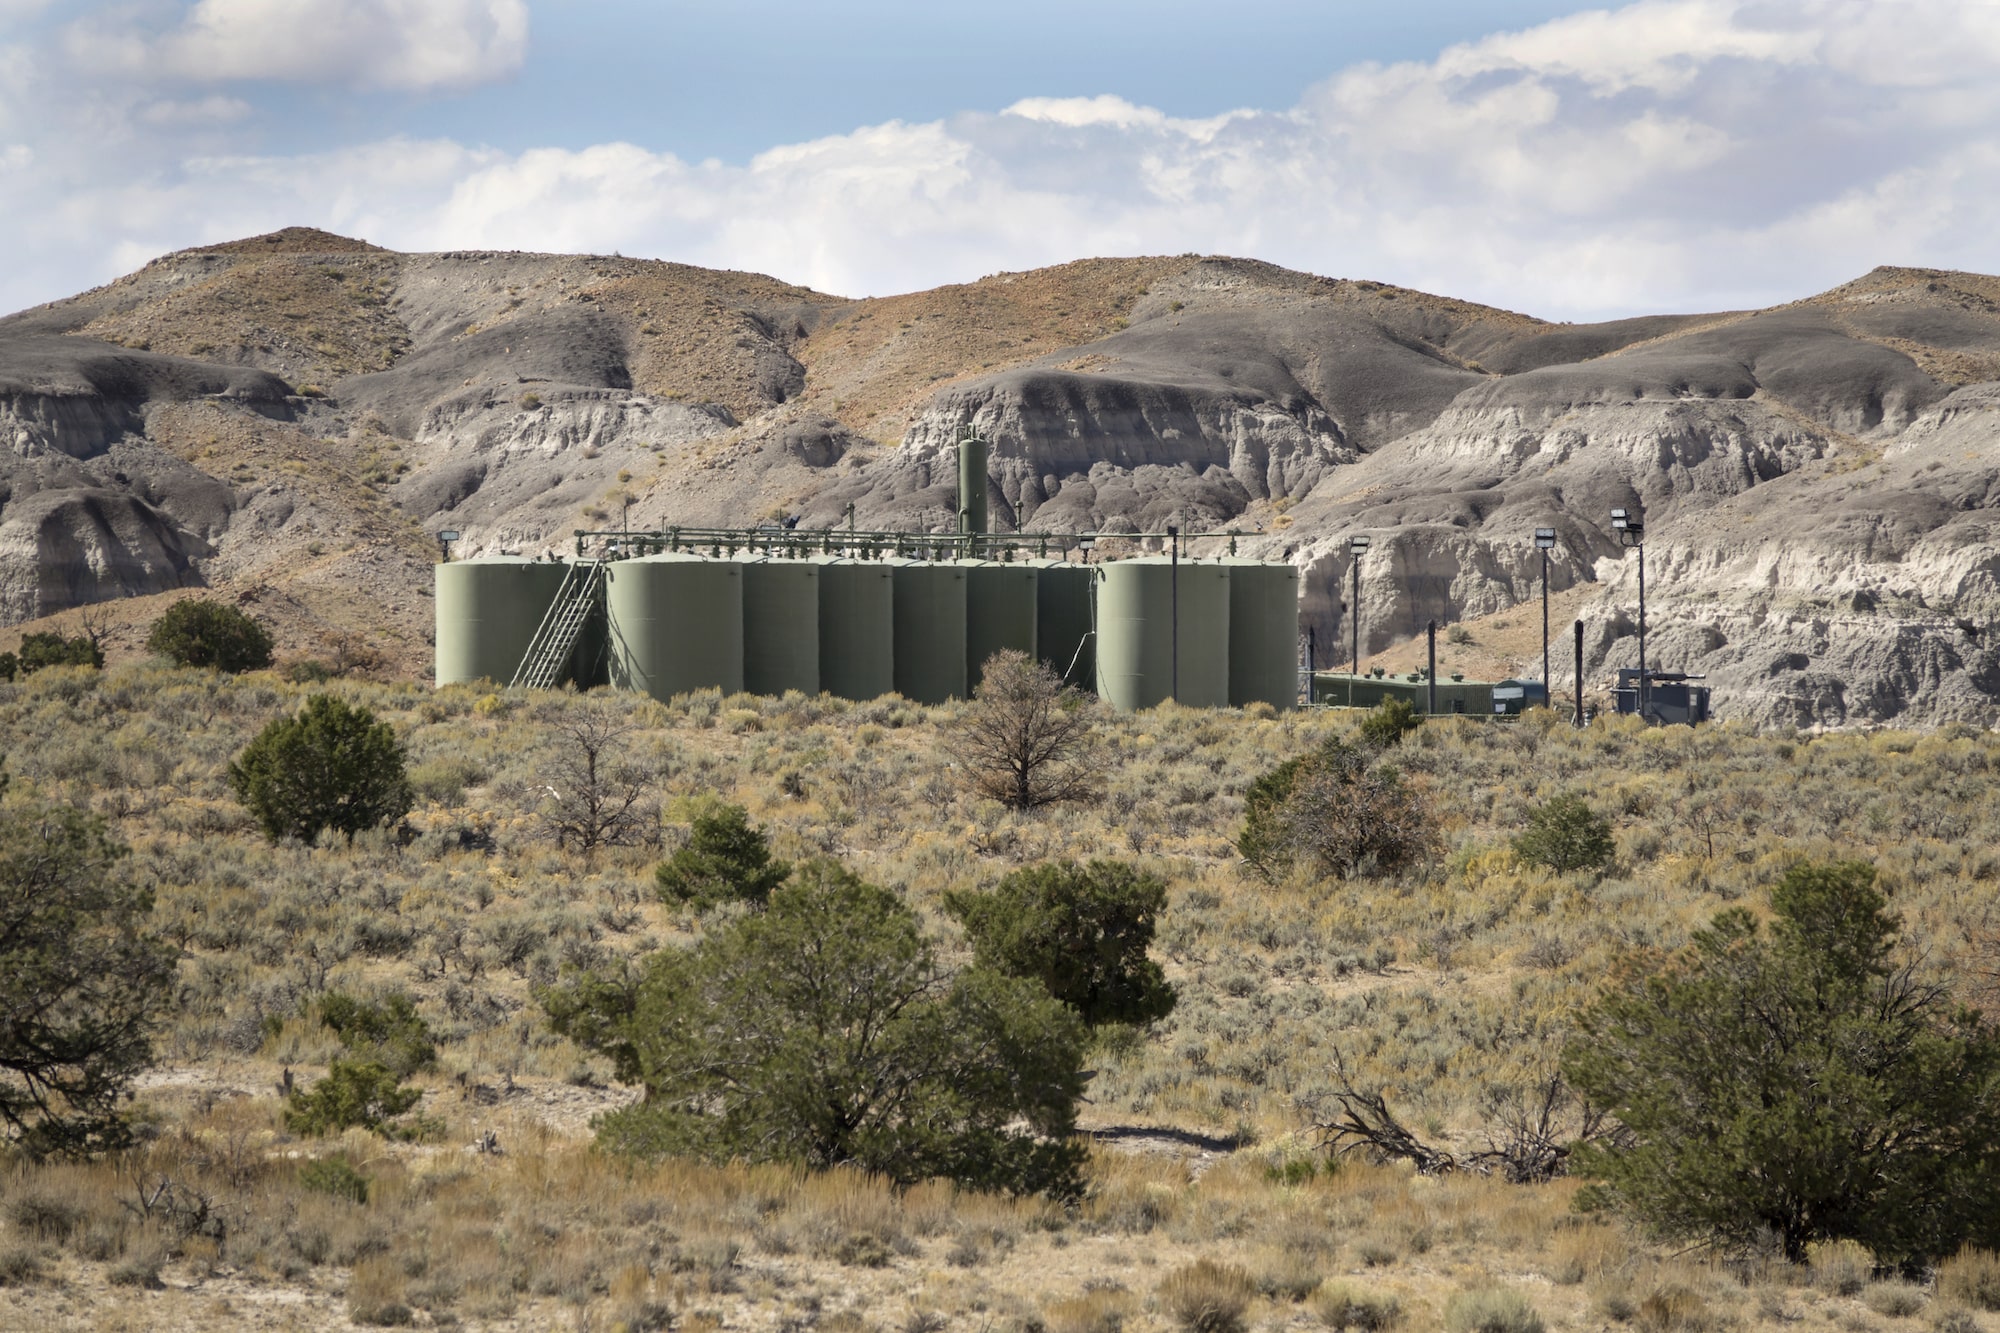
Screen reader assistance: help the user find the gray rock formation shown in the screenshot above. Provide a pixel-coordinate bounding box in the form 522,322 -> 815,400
0,234 -> 1993,727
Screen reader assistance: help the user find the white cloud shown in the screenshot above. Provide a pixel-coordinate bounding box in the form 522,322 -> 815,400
146,0 -> 527,91
140,94 -> 252,125
7,0 -> 2000,323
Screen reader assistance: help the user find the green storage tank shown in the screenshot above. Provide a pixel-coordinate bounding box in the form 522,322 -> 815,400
809,556 -> 895,701
604,554 -> 743,700
434,556 -> 567,687
1028,558 -> 1095,688
886,557 -> 968,704
1222,559 -> 1300,709
959,559 -> 1038,692
1094,558 -> 1231,710
742,557 -> 820,697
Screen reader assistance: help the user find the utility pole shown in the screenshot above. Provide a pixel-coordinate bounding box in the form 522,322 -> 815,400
1573,618 -> 1584,726
1535,528 -> 1557,707
1167,523 -> 1180,702
1612,508 -> 1648,721
1427,620 -> 1437,716
1348,534 -> 1370,674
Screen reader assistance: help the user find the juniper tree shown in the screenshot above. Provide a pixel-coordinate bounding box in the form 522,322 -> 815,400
1564,860 -> 2000,1266
547,857 -> 1089,1196
0,791 -> 175,1156
228,694 -> 412,844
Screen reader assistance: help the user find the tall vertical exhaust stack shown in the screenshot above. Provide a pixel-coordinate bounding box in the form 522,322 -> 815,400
957,431 -> 989,552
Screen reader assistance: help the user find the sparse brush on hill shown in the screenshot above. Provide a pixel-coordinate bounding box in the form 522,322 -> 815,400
0,660 -> 1998,1327
0,630 -> 102,680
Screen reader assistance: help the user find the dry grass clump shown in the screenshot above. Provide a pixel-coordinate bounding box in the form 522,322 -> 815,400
1312,1279 -> 1402,1329
1809,1238 -> 1875,1297
1045,1285 -> 1138,1333
1442,1285 -> 1545,1333
1940,1248 -> 2000,1312
1159,1259 -> 1258,1333
1863,1281 -> 1930,1318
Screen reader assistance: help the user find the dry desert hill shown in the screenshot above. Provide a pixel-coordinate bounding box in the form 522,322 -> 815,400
1,227 -> 1995,727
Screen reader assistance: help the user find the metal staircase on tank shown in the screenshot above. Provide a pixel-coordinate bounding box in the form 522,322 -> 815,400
511,560 -> 605,689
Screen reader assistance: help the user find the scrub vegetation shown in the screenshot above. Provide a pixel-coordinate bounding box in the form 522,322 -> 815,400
1,661 -> 1999,1330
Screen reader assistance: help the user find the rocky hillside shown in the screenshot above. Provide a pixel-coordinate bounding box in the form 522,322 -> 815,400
0,229 -> 1993,726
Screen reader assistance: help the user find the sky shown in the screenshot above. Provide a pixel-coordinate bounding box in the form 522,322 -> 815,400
3,0 -> 1999,321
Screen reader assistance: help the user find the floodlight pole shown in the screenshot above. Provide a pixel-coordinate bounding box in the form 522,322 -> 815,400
1347,535 -> 1370,708
1349,536 -> 1371,675
1536,528 -> 1557,707
1612,508 -> 1648,722
1427,620 -> 1437,716
1638,542 -> 1648,721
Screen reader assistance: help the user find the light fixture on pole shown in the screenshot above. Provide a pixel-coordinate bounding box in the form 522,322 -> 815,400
1611,507 -> 1647,721
1077,535 -> 1095,565
436,529 -> 460,562
1535,528 -> 1557,706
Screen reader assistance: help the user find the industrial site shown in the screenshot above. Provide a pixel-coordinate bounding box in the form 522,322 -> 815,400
0,48 -> 1997,1332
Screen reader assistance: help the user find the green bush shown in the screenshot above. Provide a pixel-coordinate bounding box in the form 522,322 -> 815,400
228,694 -> 412,844
0,631 -> 102,680
1238,738 -> 1433,881
655,803 -> 790,910
944,859 -> 1176,1028
550,856 -> 1089,1196
1512,792 -> 1614,873
1565,861 -> 2000,1265
1357,697 -> 1423,750
299,1155 -> 371,1204
284,1058 -> 422,1136
145,598 -> 273,672
319,992 -> 435,1078
1443,1286 -> 1545,1333
0,795 -> 176,1157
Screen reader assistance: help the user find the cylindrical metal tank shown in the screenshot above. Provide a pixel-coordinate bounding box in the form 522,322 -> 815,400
1094,557 -> 1231,710
886,557 -> 968,704
959,559 -> 1038,693
434,556 -> 567,687
958,435 -> 989,537
1028,558 -> 1095,688
810,556 -> 895,701
569,588 -> 612,689
604,554 -> 743,700
1223,559 -> 1301,709
742,557 -> 820,697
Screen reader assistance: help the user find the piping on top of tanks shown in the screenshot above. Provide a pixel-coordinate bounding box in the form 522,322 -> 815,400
431,434 -> 1300,711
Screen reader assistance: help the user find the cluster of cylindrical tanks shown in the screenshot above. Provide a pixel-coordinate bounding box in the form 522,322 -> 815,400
434,553 -> 1299,712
